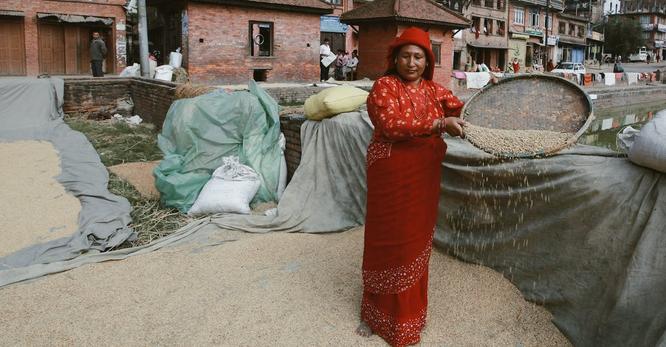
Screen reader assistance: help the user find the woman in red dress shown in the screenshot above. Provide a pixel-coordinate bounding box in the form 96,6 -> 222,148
356,27 -> 466,346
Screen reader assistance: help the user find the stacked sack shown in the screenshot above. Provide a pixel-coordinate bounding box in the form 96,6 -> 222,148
304,85 -> 369,121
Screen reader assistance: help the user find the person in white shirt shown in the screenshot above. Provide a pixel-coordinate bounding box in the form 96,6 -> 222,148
320,38 -> 333,81
344,49 -> 359,81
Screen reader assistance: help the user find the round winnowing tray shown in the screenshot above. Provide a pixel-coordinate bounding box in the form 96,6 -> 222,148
461,74 -> 594,158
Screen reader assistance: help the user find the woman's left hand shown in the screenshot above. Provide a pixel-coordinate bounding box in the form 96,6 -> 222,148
444,117 -> 467,138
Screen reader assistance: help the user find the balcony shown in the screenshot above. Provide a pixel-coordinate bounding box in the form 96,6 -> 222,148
658,24 -> 666,32
587,31 -> 604,41
641,23 -> 654,31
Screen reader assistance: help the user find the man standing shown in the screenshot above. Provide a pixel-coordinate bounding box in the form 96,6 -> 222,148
90,32 -> 107,77
319,38 -> 333,81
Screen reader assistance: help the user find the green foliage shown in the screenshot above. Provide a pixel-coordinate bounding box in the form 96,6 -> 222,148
603,16 -> 645,58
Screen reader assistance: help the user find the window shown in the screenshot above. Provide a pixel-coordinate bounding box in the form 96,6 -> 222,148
496,0 -> 505,10
484,18 -> 493,35
569,23 -> 576,36
472,0 -> 482,6
484,0 -> 494,8
514,7 -> 524,24
529,8 -> 539,27
249,21 -> 273,57
643,32 -> 651,39
431,42 -> 442,66
559,21 -> 566,34
472,16 -> 481,33
577,25 -> 585,38
326,0 -> 342,5
546,14 -> 552,30
497,20 -> 506,36
640,15 -> 650,24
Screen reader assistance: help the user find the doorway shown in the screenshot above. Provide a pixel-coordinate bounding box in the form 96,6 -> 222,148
38,23 -> 113,75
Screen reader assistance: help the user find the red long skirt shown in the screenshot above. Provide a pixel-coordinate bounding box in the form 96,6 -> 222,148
362,136 -> 445,346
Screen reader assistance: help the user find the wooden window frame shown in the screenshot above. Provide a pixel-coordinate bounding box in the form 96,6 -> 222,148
249,21 -> 274,57
431,41 -> 442,67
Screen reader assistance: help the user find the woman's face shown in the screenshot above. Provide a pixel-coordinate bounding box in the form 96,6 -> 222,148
395,44 -> 427,82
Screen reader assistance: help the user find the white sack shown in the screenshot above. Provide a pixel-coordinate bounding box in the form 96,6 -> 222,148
188,157 -> 261,215
627,110 -> 666,173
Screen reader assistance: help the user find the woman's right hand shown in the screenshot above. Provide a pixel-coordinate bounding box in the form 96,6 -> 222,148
444,117 -> 467,138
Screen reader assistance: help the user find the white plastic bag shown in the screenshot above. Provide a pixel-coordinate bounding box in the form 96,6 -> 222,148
119,63 -> 141,77
154,65 -> 174,81
188,157 -> 261,215
169,49 -> 183,68
277,133 -> 288,200
625,110 -> 666,173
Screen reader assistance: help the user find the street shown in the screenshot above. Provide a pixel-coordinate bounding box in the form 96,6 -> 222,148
587,61 -> 666,73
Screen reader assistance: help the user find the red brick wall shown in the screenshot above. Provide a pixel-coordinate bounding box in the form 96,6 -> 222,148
356,23 -> 398,80
186,3 -> 321,84
1,0 -> 127,75
357,23 -> 454,88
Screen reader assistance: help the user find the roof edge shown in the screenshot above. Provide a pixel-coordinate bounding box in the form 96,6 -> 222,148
190,0 -> 334,14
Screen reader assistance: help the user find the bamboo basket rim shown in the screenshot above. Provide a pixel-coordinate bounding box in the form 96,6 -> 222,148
460,74 -> 595,158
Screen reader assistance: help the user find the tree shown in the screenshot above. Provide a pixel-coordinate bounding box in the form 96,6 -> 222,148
603,16 -> 645,59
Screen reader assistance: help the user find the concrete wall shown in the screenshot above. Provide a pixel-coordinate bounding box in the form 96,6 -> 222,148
186,2 -> 321,84
2,0 -> 127,75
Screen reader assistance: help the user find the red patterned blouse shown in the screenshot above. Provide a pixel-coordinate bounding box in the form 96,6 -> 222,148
366,75 -> 464,167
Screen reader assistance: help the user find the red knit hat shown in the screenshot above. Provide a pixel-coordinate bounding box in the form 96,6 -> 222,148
387,27 -> 436,80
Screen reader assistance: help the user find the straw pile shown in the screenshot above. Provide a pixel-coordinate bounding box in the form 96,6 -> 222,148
464,123 -> 574,158
174,83 -> 218,100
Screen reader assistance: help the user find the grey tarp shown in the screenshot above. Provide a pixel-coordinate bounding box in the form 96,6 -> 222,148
0,77 -> 135,271
436,138 -> 666,347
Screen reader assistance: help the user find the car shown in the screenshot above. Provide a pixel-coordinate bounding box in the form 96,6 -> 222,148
551,62 -> 586,74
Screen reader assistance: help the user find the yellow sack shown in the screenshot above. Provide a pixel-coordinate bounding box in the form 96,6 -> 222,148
304,86 -> 369,121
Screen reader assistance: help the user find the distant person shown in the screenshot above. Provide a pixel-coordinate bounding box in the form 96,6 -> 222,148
470,59 -> 478,72
657,54 -> 661,63
613,61 -> 624,73
646,53 -> 651,64
90,32 -> 107,77
320,38 -> 333,81
547,59 -> 555,72
334,49 -> 345,80
344,49 -> 359,81
512,58 -> 520,73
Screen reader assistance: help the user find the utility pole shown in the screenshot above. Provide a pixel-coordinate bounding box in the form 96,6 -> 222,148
544,0 -> 550,68
138,0 -> 150,78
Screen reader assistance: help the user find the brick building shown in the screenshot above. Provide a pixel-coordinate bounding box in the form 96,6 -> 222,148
144,0 -> 333,85
616,1 -> 666,60
0,0 -> 127,76
456,0 -> 510,71
508,0 -> 564,69
340,0 -> 469,88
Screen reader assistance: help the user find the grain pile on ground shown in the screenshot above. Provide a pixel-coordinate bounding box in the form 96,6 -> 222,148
108,161 -> 160,199
464,123 -> 574,157
0,228 -> 569,346
0,141 -> 80,258
174,83 -> 218,100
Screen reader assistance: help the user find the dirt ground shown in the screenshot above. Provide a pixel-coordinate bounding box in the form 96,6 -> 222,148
108,161 -> 161,199
0,228 -> 570,346
0,141 -> 80,258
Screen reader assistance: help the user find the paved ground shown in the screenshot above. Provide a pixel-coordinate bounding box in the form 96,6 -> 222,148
586,61 -> 666,73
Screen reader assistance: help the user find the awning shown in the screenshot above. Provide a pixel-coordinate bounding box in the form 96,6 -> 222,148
37,13 -> 113,26
467,41 -> 508,50
0,10 -> 24,17
511,33 -> 529,40
558,37 -> 586,47
320,16 -> 348,34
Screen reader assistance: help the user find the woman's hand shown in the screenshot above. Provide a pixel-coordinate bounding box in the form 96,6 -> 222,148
444,117 -> 467,137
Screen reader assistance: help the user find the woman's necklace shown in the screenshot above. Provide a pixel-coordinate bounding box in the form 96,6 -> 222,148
401,78 -> 431,121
